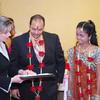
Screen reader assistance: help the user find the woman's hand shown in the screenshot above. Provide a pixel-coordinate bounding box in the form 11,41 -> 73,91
25,70 -> 37,75
11,75 -> 23,83
10,89 -> 20,100
18,69 -> 37,75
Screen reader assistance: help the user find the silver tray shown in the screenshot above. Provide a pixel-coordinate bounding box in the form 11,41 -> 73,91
20,73 -> 55,80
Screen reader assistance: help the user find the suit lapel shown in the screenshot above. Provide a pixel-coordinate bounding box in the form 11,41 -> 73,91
42,32 -> 48,62
0,42 -> 10,61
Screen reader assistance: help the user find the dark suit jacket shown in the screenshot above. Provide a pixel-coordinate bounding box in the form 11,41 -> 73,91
0,45 -> 11,100
10,31 -> 65,100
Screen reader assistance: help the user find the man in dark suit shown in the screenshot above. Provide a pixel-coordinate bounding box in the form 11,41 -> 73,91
10,14 -> 65,100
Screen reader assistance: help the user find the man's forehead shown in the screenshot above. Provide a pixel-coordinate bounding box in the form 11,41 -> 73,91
31,20 -> 44,28
32,19 -> 43,24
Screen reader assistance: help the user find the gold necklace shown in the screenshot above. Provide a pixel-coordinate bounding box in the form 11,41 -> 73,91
77,44 -> 91,53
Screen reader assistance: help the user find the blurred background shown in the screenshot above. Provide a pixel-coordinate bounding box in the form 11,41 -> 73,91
0,0 -> 100,56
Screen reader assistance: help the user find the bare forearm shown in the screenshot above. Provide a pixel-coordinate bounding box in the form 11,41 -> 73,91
97,76 -> 100,95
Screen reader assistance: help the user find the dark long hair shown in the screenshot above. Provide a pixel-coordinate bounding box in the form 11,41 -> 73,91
76,20 -> 98,46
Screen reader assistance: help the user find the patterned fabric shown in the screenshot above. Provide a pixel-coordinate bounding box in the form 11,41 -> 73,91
68,46 -> 100,100
68,46 -> 100,70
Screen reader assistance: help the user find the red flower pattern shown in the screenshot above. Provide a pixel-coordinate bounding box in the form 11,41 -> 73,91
88,57 -> 94,62
87,79 -> 92,84
75,59 -> 81,65
77,81 -> 81,86
38,40 -> 44,46
39,51 -> 45,57
79,93 -> 83,97
27,64 -> 34,70
74,50 -> 95,99
65,63 -> 70,70
87,68 -> 92,73
87,89 -> 92,94
26,53 -> 32,58
76,72 -> 81,76
35,96 -> 40,100
37,86 -> 43,92
39,62 -> 45,68
26,39 -> 45,98
31,86 -> 36,92
26,42 -> 33,47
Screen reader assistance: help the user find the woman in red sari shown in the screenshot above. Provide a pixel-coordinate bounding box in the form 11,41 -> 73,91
67,20 -> 100,100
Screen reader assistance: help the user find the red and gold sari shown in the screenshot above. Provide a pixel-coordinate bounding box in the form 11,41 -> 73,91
68,46 -> 100,100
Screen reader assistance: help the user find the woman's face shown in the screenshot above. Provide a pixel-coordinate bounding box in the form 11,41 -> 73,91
76,28 -> 90,45
0,27 -> 11,42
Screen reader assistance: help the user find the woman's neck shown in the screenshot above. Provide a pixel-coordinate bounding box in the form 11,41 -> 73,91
79,43 -> 91,49
77,43 -> 92,53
